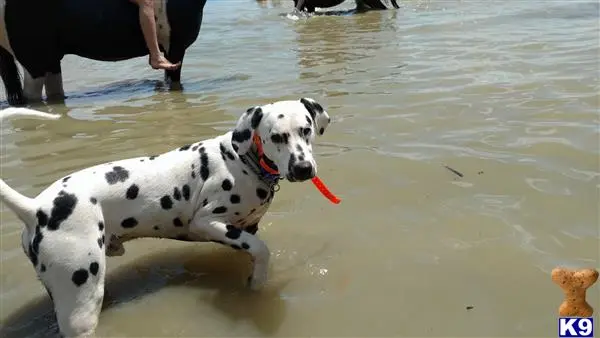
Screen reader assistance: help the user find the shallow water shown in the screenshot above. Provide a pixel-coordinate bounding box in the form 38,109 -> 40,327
1,0 -> 599,336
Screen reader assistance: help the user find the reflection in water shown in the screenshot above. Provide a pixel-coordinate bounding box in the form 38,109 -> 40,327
295,11 -> 384,68
293,10 -> 398,85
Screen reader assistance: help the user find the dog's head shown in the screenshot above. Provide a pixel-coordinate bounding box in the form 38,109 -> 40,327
231,97 -> 331,182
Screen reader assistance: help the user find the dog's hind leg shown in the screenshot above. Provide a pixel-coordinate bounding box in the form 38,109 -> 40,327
42,236 -> 106,338
44,61 -> 65,102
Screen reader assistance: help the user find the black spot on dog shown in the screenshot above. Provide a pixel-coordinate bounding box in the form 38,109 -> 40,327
232,129 -> 252,143
245,223 -> 259,235
230,244 -> 242,250
173,187 -> 181,201
242,170 -> 248,175
213,206 -> 227,214
140,159 -> 145,162
126,184 -> 139,200
121,217 -> 138,228
199,147 -> 210,180
72,269 -> 89,287
271,133 -> 289,144
234,211 -> 240,215
250,108 -> 263,129
97,236 -> 104,249
149,155 -> 157,160
241,242 -> 250,250
98,221 -> 104,231
104,166 -> 129,185
200,165 -> 209,180
89,262 -> 99,276
28,226 -> 43,266
47,191 -> 78,231
40,264 -> 46,272
250,208 -> 256,214
225,224 -> 242,239
230,194 -> 241,204
278,114 -> 285,119
305,115 -> 313,126
192,145 -> 198,151
160,195 -> 173,209
256,188 -> 268,200
232,143 -> 239,152
319,127 -> 325,135
221,179 -> 232,191
191,171 -> 196,179
90,197 -> 97,204
179,144 -> 191,151
173,217 -> 184,227
36,210 -> 48,227
153,226 -> 160,230
220,143 -> 236,160
182,185 -> 191,201
62,176 -> 71,183
202,199 -> 208,207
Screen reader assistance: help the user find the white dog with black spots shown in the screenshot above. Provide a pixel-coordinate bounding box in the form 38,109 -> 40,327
0,98 -> 331,338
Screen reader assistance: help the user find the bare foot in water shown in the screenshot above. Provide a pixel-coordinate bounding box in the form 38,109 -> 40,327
149,54 -> 181,70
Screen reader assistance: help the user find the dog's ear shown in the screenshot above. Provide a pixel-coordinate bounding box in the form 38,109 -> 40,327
231,106 -> 264,155
300,97 -> 330,136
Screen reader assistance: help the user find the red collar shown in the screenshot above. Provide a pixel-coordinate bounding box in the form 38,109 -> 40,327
253,133 -> 280,176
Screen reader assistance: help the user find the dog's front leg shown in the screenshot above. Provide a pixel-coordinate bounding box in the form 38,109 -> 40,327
190,218 -> 270,290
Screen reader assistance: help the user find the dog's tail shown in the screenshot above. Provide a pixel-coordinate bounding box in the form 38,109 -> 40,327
0,108 -> 61,226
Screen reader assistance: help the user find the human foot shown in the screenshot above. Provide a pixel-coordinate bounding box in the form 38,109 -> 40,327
149,54 -> 181,70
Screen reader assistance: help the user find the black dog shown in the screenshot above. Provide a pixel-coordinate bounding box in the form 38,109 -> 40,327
0,0 -> 208,106
293,0 -> 399,13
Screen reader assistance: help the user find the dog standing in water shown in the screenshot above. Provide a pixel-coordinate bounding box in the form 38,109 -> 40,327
0,98 -> 331,337
293,0 -> 400,13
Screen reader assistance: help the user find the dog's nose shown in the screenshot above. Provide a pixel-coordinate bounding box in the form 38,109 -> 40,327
292,161 -> 314,181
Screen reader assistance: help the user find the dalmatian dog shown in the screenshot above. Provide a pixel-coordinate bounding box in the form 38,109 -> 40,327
0,98 -> 331,338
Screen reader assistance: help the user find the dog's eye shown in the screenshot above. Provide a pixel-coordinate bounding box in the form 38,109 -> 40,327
302,127 -> 311,136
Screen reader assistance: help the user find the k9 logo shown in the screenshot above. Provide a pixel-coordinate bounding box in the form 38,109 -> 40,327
558,318 -> 594,338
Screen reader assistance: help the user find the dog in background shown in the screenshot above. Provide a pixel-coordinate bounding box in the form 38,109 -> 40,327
293,0 -> 400,13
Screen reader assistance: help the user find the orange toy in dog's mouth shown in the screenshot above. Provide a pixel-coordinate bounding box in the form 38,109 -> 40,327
312,176 -> 341,204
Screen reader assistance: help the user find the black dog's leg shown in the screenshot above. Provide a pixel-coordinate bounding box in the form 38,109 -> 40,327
45,60 -> 65,102
164,44 -> 185,90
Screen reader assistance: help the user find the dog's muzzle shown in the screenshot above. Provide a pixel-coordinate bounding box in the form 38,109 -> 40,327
288,161 -> 315,182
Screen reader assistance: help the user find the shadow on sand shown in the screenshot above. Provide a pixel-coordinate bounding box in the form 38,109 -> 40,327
0,245 -> 292,338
